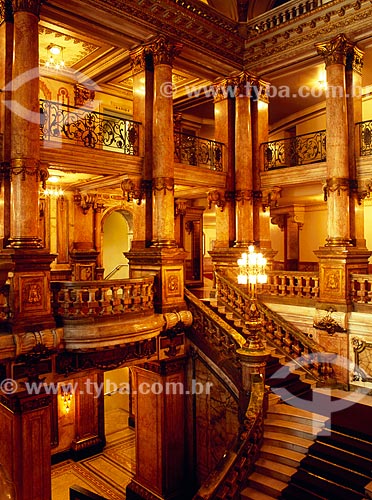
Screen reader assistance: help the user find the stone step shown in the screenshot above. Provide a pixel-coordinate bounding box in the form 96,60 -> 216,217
267,403 -> 328,429
248,471 -> 287,497
265,418 -> 321,440
240,486 -> 277,500
264,431 -> 313,454
260,444 -> 304,468
255,457 -> 297,483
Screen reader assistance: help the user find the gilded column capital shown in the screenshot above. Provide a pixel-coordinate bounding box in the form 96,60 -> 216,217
151,36 -> 182,67
346,45 -> 364,75
130,46 -> 148,75
316,33 -> 354,67
11,0 -> 43,16
323,177 -> 351,201
0,0 -> 13,22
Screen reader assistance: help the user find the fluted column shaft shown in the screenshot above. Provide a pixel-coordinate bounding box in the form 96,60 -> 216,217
316,34 -> 352,246
151,37 -> 181,247
234,73 -> 254,247
9,0 -> 43,248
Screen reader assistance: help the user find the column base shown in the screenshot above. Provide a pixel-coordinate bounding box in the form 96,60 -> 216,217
7,237 -> 42,249
150,239 -> 177,248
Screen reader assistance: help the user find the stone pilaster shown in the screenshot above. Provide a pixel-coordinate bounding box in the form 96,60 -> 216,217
127,358 -> 187,500
0,389 -> 51,500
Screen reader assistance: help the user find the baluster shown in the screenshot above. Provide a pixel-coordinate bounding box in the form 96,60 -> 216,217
366,279 -> 372,304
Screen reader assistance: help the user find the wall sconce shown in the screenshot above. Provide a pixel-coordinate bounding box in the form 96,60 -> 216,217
61,384 -> 73,414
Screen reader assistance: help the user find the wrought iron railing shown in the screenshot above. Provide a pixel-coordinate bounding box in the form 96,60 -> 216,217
358,120 -> 372,156
51,277 -> 154,321
262,129 -> 326,170
174,131 -> 223,171
40,100 -> 140,155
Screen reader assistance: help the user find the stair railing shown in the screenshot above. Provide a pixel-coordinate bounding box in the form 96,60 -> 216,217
185,289 -> 267,500
216,272 -> 335,382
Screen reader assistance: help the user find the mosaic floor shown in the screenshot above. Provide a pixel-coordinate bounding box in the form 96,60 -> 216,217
52,407 -> 135,500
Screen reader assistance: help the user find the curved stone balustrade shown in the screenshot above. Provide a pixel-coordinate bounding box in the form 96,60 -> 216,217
51,277 -> 154,320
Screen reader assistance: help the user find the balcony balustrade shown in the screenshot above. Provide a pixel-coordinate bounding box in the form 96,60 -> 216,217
262,129 -> 326,170
358,119 -> 372,157
51,277 -> 154,321
40,100 -> 140,155
174,130 -> 223,171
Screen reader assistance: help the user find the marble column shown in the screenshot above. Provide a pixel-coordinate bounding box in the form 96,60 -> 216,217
151,36 -> 181,247
316,34 -> 352,247
208,78 -> 237,275
314,35 -> 370,383
125,37 -> 187,313
250,79 -> 278,270
212,78 -> 235,249
346,44 -> 366,248
130,45 -> 153,248
2,0 -> 56,332
0,1 -> 13,247
9,0 -> 42,249
234,72 -> 254,247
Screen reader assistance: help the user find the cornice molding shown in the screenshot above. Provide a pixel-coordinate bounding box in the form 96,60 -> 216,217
80,0 -> 244,65
244,1 -> 372,73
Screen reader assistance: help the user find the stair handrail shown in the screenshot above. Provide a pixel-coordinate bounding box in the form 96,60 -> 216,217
193,388 -> 266,500
216,272 -> 336,383
185,289 -> 266,499
185,288 -> 245,391
104,264 -> 128,280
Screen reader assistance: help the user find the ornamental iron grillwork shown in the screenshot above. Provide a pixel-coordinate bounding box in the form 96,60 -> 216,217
174,131 -> 223,171
40,100 -> 140,155
263,129 -> 326,170
359,120 -> 372,156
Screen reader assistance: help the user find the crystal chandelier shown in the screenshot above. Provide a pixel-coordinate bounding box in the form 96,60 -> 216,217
45,44 -> 65,71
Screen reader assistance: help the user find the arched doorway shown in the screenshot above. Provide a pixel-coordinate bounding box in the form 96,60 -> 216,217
102,210 -> 133,279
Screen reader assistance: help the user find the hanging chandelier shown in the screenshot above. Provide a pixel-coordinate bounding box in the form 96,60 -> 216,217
45,44 -> 65,71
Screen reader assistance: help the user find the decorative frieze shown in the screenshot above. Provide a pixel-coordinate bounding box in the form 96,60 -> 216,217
323,177 -> 351,202
152,177 -> 174,194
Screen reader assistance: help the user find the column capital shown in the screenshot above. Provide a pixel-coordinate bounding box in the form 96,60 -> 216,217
11,0 -> 43,16
346,45 -> 364,75
316,33 -> 354,67
130,45 -> 150,75
0,0 -> 13,22
151,36 -> 182,67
